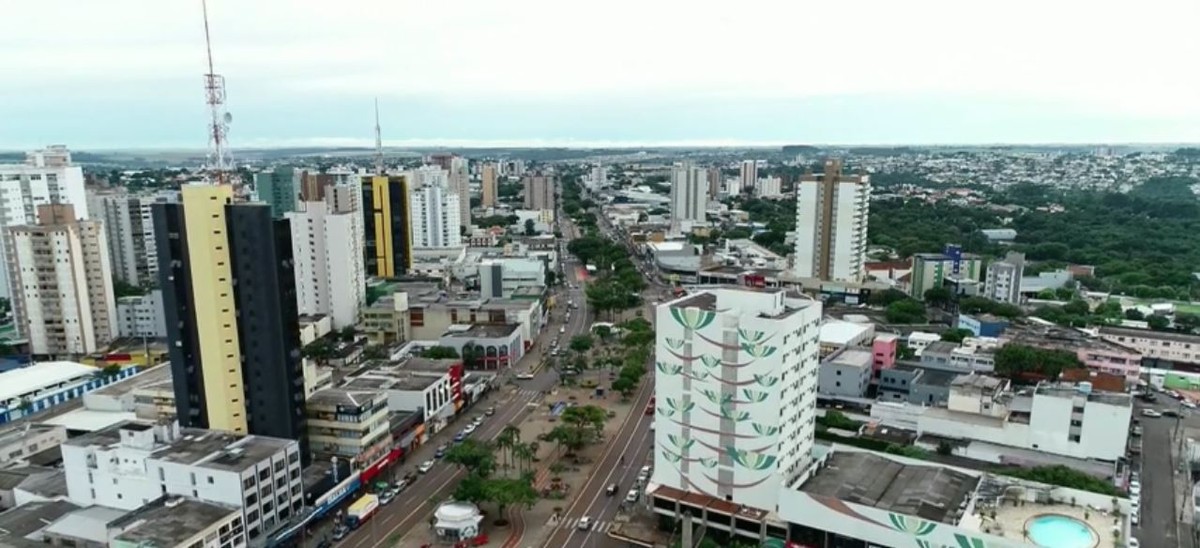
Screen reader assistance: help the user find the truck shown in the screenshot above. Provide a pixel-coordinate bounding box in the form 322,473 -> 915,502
345,494 -> 380,529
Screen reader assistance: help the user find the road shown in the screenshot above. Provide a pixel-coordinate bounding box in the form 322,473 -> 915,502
537,203 -> 665,548
330,212 -> 595,548
1134,396 -> 1198,548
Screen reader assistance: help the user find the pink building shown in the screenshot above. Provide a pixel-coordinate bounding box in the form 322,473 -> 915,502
871,334 -> 899,380
1075,345 -> 1141,381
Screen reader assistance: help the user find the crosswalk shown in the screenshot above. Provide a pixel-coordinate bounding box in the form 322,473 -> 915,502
516,389 -> 543,399
554,517 -> 615,533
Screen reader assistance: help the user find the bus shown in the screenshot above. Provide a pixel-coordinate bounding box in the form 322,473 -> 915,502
345,494 -> 379,529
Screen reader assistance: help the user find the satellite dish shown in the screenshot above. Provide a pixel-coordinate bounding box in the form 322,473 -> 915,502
224,112 -> 233,124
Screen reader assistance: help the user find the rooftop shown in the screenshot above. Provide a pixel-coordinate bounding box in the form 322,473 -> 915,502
343,371 -> 444,392
820,320 -> 873,345
826,348 -> 874,371
307,388 -> 384,410
110,497 -> 241,547
0,500 -> 80,544
403,357 -> 462,371
42,505 -> 128,544
443,323 -> 520,339
1099,325 -> 1200,344
951,374 -> 1006,391
65,420 -> 294,473
0,361 -> 99,405
92,363 -> 171,396
1035,382 -> 1132,407
802,451 -> 979,525
889,362 -> 960,387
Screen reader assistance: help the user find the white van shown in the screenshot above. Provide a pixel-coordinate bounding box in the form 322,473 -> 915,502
559,326 -> 566,334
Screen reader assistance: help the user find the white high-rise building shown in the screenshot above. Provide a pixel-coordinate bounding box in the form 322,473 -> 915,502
409,183 -> 463,249
652,288 -> 821,511
6,204 -> 115,355
0,146 -> 89,298
669,162 -> 707,234
739,160 -> 758,193
792,159 -> 870,282
89,189 -> 162,287
449,156 -> 471,229
984,251 -> 1025,304
407,165 -> 450,189
589,164 -> 608,189
755,176 -> 783,199
285,187 -> 366,329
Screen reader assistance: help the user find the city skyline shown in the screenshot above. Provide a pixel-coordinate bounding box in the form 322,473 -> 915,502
5,0 -> 1200,149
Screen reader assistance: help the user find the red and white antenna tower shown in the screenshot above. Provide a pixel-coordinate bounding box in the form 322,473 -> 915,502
201,0 -> 232,186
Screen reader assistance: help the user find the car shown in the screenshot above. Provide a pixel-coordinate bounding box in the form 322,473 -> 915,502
606,483 -> 618,496
380,489 -> 396,505
516,373 -> 535,380
473,416 -> 485,426
1141,409 -> 1162,418
463,424 -> 477,435
435,445 -> 447,458
418,460 -> 435,474
1163,409 -> 1181,418
650,422 -> 655,431
1128,537 -> 1140,547
1130,479 -> 1141,491
1185,401 -> 1197,409
625,489 -> 639,503
394,479 -> 408,492
577,516 -> 593,530
453,432 -> 466,442
332,525 -> 349,540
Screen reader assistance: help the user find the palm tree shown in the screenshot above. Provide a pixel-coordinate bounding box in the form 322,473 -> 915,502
497,426 -> 521,475
512,442 -> 534,475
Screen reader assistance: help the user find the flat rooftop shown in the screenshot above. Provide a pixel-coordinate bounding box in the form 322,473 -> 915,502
444,324 -> 520,338
826,348 -> 874,370
802,451 -> 979,525
0,500 -> 80,544
1100,325 -> 1200,344
110,497 -> 240,546
92,363 -> 172,396
820,321 -> 872,345
343,372 -> 443,392
308,388 -> 383,409
403,357 -> 462,371
0,361 -> 99,404
1035,382 -> 1132,406
65,421 -> 293,472
950,374 -> 1005,391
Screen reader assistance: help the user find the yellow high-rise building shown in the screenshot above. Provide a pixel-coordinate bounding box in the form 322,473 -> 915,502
362,175 -> 413,278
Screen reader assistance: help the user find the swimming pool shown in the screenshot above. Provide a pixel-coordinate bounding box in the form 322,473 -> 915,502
1025,514 -> 1099,548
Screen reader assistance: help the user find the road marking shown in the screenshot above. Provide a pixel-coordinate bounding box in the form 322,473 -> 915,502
543,377 -> 653,548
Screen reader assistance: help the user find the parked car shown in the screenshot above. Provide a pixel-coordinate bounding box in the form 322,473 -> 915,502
435,445 -> 447,458
463,424 -> 477,435
485,406 -> 496,416
380,489 -> 396,505
1142,409 -> 1162,418
332,525 -> 349,540
418,460 -> 435,474
1163,409 -> 1181,418
453,432 -> 466,442
625,489 -> 640,503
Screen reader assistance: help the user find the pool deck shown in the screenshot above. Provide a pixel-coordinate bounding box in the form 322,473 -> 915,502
984,503 -> 1125,547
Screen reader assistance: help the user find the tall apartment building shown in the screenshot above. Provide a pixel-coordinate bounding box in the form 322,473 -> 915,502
706,167 -> 722,199
522,174 -> 556,210
0,146 -> 89,298
589,164 -> 608,188
739,160 -> 758,193
361,175 -> 413,277
755,176 -> 783,198
61,420 -> 303,541
481,163 -> 499,207
449,156 -> 471,229
89,189 -> 161,287
253,167 -> 299,219
669,162 -> 707,234
153,185 -> 308,461
984,251 -> 1025,304
116,290 -> 167,338
910,248 -> 984,299
285,192 -> 366,329
792,159 -> 870,282
5,204 -> 116,355
652,287 -> 822,511
410,183 -> 463,248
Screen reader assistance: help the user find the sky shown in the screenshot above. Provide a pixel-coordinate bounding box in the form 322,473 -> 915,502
3,0 -> 1200,149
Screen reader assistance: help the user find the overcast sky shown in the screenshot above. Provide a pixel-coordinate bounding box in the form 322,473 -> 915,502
3,0 -> 1200,149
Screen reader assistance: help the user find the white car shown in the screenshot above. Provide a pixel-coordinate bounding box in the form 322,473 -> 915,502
418,460 -> 435,474
516,373 -> 535,380
577,516 -> 593,530
1128,538 -> 1140,547
625,489 -> 639,503
463,424 -> 477,435
1142,409 -> 1162,418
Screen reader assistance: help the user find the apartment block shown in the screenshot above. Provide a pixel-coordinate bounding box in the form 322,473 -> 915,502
754,176 -> 783,198
792,159 -> 870,282
651,287 -> 822,511
286,196 -> 366,329
306,388 -> 391,465
116,290 -> 167,338
61,420 -> 302,541
89,189 -> 161,287
154,185 -> 308,460
409,183 -> 463,248
361,175 -> 413,277
739,160 -> 758,193
1100,326 -> 1200,365
909,248 -> 983,299
0,146 -> 89,298
6,204 -> 116,355
480,163 -> 498,207
669,162 -> 707,234
522,174 -> 556,210
983,251 -> 1024,304
253,166 -> 298,218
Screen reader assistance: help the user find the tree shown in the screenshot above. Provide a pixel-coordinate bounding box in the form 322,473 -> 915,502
495,425 -> 521,474
923,286 -> 954,306
98,364 -> 123,378
1125,308 -> 1146,321
1062,299 -> 1090,316
1148,315 -> 1171,331
523,219 -> 536,235
868,289 -> 910,307
1176,313 -> 1200,333
484,476 -> 538,525
421,346 -> 460,359
452,473 -> 489,505
994,344 -> 1084,380
593,324 -> 613,341
612,373 -> 638,398
940,328 -> 973,343
444,439 -> 496,478
885,299 -> 926,324
569,334 -> 594,354
362,345 -> 388,361
561,405 -> 607,439
301,338 -> 336,362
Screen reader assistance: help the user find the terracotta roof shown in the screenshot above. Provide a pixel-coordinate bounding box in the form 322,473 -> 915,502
1059,368 -> 1126,393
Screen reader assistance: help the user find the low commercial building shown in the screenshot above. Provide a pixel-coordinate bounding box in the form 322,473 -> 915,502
818,349 -> 873,398
0,500 -> 81,546
1014,324 -> 1142,381
298,314 -> 332,346
1099,325 -> 1200,366
906,331 -> 941,355
108,497 -> 246,548
957,313 -> 1008,338
0,424 -> 66,468
870,334 -> 898,377
818,320 -> 875,357
919,341 -> 997,373
306,388 -> 391,466
918,378 -> 1132,463
342,363 -> 455,434
878,362 -> 959,406
478,257 -> 547,299
438,324 -> 524,370
61,420 -> 303,541
0,361 -> 139,424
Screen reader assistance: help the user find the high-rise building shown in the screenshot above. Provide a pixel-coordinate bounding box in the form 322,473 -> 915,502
0,146 -> 89,298
755,176 -> 783,199
481,163 -> 499,207
589,164 -> 608,188
361,175 -> 413,277
792,159 -> 870,282
984,251 -> 1025,304
410,183 -> 463,249
706,167 -> 722,199
652,287 -> 822,511
407,165 -> 450,189
448,156 -> 470,229
5,204 -> 116,355
669,162 -> 707,234
739,160 -> 758,193
89,189 -> 162,287
522,174 -> 556,210
153,185 -> 308,460
299,170 -> 334,202
286,190 -> 366,329
253,166 -> 299,218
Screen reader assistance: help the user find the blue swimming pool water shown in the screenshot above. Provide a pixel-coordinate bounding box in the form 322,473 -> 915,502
1027,514 -> 1097,548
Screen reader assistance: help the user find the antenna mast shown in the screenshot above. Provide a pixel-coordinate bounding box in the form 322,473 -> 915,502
374,98 -> 384,176
202,0 -> 232,186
